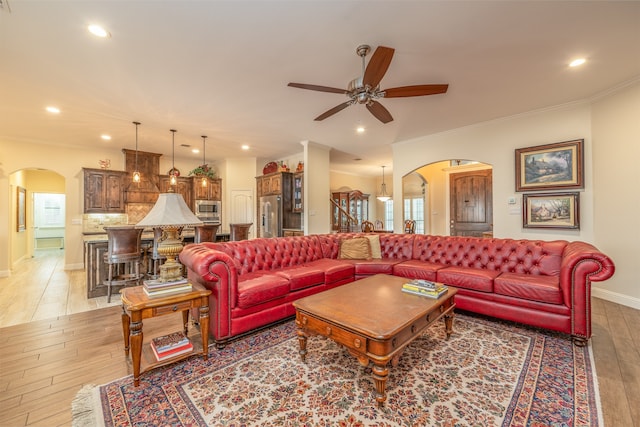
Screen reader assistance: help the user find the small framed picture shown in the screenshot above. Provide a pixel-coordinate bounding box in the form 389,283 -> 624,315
515,139 -> 584,191
17,186 -> 26,232
523,192 -> 580,229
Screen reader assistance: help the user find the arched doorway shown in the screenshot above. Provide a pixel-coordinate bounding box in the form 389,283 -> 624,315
402,160 -> 492,236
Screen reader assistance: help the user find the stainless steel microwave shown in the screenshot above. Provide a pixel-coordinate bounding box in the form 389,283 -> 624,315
195,200 -> 221,223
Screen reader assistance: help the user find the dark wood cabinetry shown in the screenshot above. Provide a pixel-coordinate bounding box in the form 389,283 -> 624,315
293,173 -> 303,213
331,190 -> 369,232
159,175 -> 193,210
256,171 -> 302,237
192,177 -> 222,201
83,168 -> 127,213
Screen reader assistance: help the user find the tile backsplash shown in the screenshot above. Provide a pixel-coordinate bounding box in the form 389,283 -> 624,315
82,213 -> 129,233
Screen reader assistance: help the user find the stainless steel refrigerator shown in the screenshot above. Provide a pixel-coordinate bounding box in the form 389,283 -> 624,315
259,195 -> 282,238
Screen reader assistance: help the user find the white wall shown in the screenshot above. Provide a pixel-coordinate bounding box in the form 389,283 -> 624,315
591,82 -> 640,308
393,82 -> 640,308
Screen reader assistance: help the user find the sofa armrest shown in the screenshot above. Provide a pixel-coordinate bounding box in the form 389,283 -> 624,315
560,241 -> 615,340
180,243 -> 238,341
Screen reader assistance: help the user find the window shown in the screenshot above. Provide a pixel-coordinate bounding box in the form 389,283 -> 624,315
404,197 -> 424,234
383,200 -> 393,231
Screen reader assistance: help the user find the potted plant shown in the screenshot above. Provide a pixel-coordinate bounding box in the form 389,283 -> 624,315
188,164 -> 216,179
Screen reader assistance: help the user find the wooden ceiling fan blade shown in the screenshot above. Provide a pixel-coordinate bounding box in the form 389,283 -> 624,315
383,84 -> 449,98
288,83 -> 348,94
366,100 -> 393,124
314,101 -> 352,121
363,46 -> 395,88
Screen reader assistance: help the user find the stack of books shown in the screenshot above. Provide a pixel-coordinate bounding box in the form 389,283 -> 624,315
150,331 -> 193,361
143,277 -> 192,298
402,279 -> 448,299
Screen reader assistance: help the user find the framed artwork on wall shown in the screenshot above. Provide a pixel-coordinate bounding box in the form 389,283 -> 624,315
523,192 -> 580,229
17,186 -> 26,232
515,139 -> 584,191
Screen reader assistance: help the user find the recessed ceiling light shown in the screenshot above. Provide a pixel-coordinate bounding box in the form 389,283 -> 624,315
88,24 -> 110,38
356,126 -> 365,133
45,106 -> 60,114
101,134 -> 111,141
241,145 -> 250,151
192,148 -> 200,154
569,58 -> 586,67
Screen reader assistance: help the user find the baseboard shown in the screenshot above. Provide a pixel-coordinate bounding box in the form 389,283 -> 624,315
65,263 -> 85,271
592,287 -> 640,310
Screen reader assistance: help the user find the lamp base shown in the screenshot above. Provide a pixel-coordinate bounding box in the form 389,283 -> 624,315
156,226 -> 185,282
159,259 -> 183,282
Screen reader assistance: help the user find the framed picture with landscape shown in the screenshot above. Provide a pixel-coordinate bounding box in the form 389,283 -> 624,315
523,192 -> 580,229
515,139 -> 584,191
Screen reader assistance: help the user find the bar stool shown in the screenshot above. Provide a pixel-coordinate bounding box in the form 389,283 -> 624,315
147,227 -> 166,279
103,226 -> 143,303
194,224 -> 220,243
230,223 -> 252,241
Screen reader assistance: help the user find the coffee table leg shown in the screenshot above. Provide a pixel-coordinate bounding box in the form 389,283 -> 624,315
296,329 -> 308,362
444,312 -> 455,340
372,363 -> 389,407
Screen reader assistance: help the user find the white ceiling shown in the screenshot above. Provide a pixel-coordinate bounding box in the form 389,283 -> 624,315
1,1 -> 639,176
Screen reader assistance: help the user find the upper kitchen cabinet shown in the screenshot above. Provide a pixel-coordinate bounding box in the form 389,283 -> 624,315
193,177 -> 222,201
159,175 -> 193,210
83,168 -> 127,213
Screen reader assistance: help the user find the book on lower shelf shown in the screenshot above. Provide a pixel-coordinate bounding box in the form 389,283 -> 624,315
150,337 -> 193,361
151,331 -> 189,352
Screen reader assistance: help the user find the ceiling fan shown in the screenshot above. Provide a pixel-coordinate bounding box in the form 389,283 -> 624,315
288,44 -> 448,124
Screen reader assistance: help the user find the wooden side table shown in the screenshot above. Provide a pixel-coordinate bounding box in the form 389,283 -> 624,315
121,283 -> 212,386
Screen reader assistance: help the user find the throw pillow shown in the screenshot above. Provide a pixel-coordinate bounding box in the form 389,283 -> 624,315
365,234 -> 382,259
338,237 -> 372,260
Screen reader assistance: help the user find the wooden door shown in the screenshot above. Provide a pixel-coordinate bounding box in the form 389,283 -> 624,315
449,169 -> 492,237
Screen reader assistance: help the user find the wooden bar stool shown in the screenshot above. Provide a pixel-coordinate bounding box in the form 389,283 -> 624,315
194,224 -> 220,243
229,223 -> 252,241
103,226 -> 143,303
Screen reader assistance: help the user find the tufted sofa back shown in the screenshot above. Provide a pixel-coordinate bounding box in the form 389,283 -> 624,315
210,235 -> 325,276
411,235 -> 567,276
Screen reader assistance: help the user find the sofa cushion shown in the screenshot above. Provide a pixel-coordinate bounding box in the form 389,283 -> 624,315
304,259 -> 355,284
436,266 -> 499,292
236,273 -> 290,309
275,265 -> 325,291
494,273 -> 562,305
338,237 -> 372,260
351,259 -> 403,276
364,234 -> 382,259
393,259 -> 446,281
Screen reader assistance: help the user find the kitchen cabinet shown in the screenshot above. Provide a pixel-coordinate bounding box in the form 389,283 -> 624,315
159,175 -> 193,211
256,171 -> 301,237
83,168 -> 127,213
331,190 -> 369,232
257,172 -> 284,196
193,177 -> 222,201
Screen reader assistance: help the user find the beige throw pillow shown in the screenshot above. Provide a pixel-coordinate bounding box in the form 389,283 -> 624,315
338,237 -> 372,260
365,234 -> 382,259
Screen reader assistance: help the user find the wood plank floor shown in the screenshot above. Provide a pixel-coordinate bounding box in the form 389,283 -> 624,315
0,250 -> 638,426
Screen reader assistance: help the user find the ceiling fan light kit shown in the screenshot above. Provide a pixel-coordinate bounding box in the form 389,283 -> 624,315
288,44 -> 449,124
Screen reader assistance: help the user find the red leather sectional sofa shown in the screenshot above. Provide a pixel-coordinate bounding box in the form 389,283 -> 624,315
179,233 -> 614,347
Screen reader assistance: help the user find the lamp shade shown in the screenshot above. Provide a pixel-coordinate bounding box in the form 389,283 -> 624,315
136,192 -> 203,228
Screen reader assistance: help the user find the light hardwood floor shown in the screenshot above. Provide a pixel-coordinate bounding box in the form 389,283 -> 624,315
0,250 -> 638,426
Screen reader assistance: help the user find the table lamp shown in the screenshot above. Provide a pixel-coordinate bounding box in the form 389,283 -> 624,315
136,192 -> 203,282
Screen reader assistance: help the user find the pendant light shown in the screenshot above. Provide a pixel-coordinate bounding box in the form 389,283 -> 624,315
200,135 -> 208,188
377,165 -> 391,202
169,129 -> 178,186
132,121 -> 141,183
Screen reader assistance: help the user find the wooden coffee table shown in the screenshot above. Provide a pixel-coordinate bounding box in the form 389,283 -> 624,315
293,274 -> 456,406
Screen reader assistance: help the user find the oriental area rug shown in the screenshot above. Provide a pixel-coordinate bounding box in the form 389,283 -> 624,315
72,314 -> 602,427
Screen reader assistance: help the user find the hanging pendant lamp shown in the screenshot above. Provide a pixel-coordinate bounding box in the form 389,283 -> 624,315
377,165 -> 391,202
200,135 -> 208,188
169,129 -> 178,186
132,121 -> 141,183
